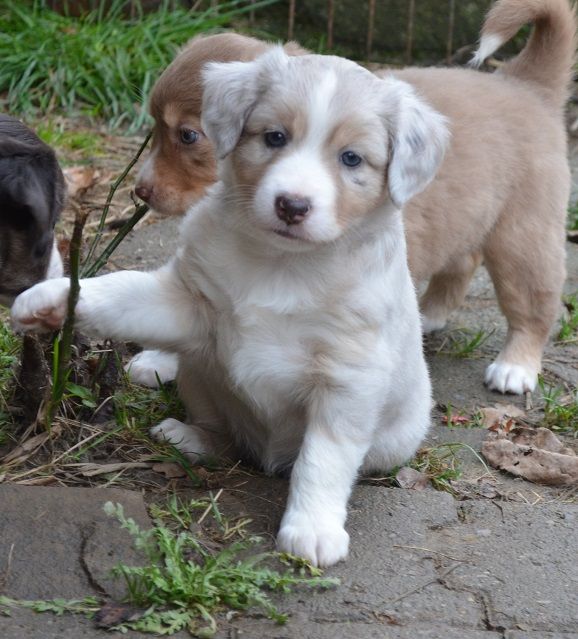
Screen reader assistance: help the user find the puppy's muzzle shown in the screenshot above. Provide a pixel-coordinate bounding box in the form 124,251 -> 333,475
275,194 -> 311,225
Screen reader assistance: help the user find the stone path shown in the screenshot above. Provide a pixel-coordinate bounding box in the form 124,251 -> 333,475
0,220 -> 576,638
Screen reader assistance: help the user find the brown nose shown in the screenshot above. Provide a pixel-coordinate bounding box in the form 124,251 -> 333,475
135,184 -> 153,202
275,195 -> 311,225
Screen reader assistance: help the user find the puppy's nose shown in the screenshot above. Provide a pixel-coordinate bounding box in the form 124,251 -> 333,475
135,184 -> 153,202
275,195 -> 311,225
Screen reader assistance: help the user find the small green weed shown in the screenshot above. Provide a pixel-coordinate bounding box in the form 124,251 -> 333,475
36,121 -> 104,158
441,328 -> 494,358
557,293 -> 578,343
0,498 -> 337,636
538,377 -> 578,435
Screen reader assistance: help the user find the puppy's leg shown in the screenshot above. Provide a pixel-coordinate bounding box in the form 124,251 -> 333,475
125,350 -> 179,387
420,252 -> 482,332
11,264 -> 210,349
277,392 -> 379,568
483,210 -> 566,394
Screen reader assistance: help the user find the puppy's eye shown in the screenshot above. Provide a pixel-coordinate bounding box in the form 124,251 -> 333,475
264,131 -> 287,148
340,151 -> 362,167
179,128 -> 199,145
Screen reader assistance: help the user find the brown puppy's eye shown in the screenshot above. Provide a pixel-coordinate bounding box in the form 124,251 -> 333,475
179,128 -> 199,145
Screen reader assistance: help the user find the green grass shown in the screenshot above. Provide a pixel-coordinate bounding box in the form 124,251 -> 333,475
558,293 -> 578,344
0,319 -> 21,444
0,498 -> 338,637
539,377 -> 578,435
35,120 -> 105,158
441,327 -> 494,358
0,0 -> 277,131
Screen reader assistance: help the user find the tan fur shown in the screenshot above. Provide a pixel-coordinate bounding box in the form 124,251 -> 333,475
137,0 -> 577,392
137,33 -> 307,216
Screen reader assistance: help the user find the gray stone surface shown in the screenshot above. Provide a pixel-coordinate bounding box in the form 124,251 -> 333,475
1,190 -> 577,637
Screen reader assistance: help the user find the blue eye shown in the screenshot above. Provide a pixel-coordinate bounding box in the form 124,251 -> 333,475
341,151 -> 362,167
264,131 -> 287,148
179,128 -> 199,144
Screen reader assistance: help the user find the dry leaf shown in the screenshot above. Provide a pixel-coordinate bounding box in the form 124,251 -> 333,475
1,424 -> 62,465
442,414 -> 472,425
63,166 -> 101,198
395,466 -> 431,490
73,461 -> 152,477
95,602 -> 144,629
479,403 -> 525,430
482,427 -> 578,486
152,462 -> 188,479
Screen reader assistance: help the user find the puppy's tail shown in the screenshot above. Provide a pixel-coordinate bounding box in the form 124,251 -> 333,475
471,0 -> 577,108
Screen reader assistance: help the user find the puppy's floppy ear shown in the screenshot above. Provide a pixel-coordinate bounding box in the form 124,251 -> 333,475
201,46 -> 289,159
385,78 -> 450,208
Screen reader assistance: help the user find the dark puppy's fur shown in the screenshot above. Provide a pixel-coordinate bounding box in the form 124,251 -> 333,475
0,115 -> 65,305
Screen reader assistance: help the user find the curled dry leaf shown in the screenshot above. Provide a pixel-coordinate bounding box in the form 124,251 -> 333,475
62,166 -> 102,199
395,466 -> 431,490
479,403 -> 525,430
95,601 -> 144,629
152,461 -> 188,479
482,427 -> 578,486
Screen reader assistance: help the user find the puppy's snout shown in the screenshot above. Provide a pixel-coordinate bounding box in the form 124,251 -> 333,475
135,184 -> 153,203
275,194 -> 311,225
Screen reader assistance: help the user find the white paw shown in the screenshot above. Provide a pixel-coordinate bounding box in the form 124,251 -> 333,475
11,277 -> 70,333
277,512 -> 349,567
125,350 -> 178,387
485,361 -> 537,394
150,418 -> 206,460
420,312 -> 447,333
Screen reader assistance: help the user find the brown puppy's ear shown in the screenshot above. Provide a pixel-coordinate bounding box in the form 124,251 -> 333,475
383,77 -> 450,208
201,47 -> 289,159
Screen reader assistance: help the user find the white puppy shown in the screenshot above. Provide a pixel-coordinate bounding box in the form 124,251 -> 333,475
12,50 -> 448,566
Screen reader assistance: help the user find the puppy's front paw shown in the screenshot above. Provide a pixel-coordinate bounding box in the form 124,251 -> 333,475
125,350 -> 178,387
485,361 -> 537,394
11,278 -> 70,333
277,513 -> 349,567
150,418 -> 207,460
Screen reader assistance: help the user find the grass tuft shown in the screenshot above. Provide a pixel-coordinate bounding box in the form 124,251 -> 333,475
539,377 -> 578,435
0,0 -> 277,131
558,293 -> 578,344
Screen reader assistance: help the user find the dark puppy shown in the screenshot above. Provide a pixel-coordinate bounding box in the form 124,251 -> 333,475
0,115 -> 65,305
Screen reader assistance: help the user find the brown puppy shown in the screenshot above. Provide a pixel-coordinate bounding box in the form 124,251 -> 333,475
134,0 -> 576,394
135,33 -> 305,216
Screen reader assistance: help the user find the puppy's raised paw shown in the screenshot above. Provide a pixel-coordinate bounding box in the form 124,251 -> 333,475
11,277 -> 70,333
277,513 -> 349,568
485,361 -> 537,395
150,418 -> 207,460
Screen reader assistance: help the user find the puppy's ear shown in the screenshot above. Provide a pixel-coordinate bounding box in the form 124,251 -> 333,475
385,78 -> 449,208
201,47 -> 289,159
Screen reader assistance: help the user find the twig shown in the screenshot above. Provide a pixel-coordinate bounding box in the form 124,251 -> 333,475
44,208 -> 89,428
83,203 -> 149,277
388,562 -> 462,604
392,545 -> 468,563
81,131 -> 151,276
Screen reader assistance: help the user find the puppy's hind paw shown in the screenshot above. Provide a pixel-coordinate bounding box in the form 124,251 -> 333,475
277,514 -> 349,568
485,361 -> 537,395
150,418 -> 207,461
125,350 -> 178,387
10,278 -> 70,333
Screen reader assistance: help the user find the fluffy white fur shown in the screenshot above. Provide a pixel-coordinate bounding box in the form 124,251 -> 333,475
11,50 -> 448,566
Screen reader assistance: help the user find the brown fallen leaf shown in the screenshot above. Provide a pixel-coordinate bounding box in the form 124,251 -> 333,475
482,427 -> 578,486
395,466 -> 431,490
62,166 -> 101,198
72,461 -> 152,477
1,424 -> 62,465
479,403 -> 525,430
94,602 -> 144,629
152,461 -> 188,479
442,414 -> 472,426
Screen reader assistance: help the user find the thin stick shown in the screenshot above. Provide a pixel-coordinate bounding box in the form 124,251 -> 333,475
327,0 -> 335,50
367,0 -> 376,62
288,0 -> 296,40
406,0 -> 416,64
81,131 -> 151,276
44,208 -> 89,428
388,562 -> 462,604
83,203 -> 149,278
446,0 -> 455,64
